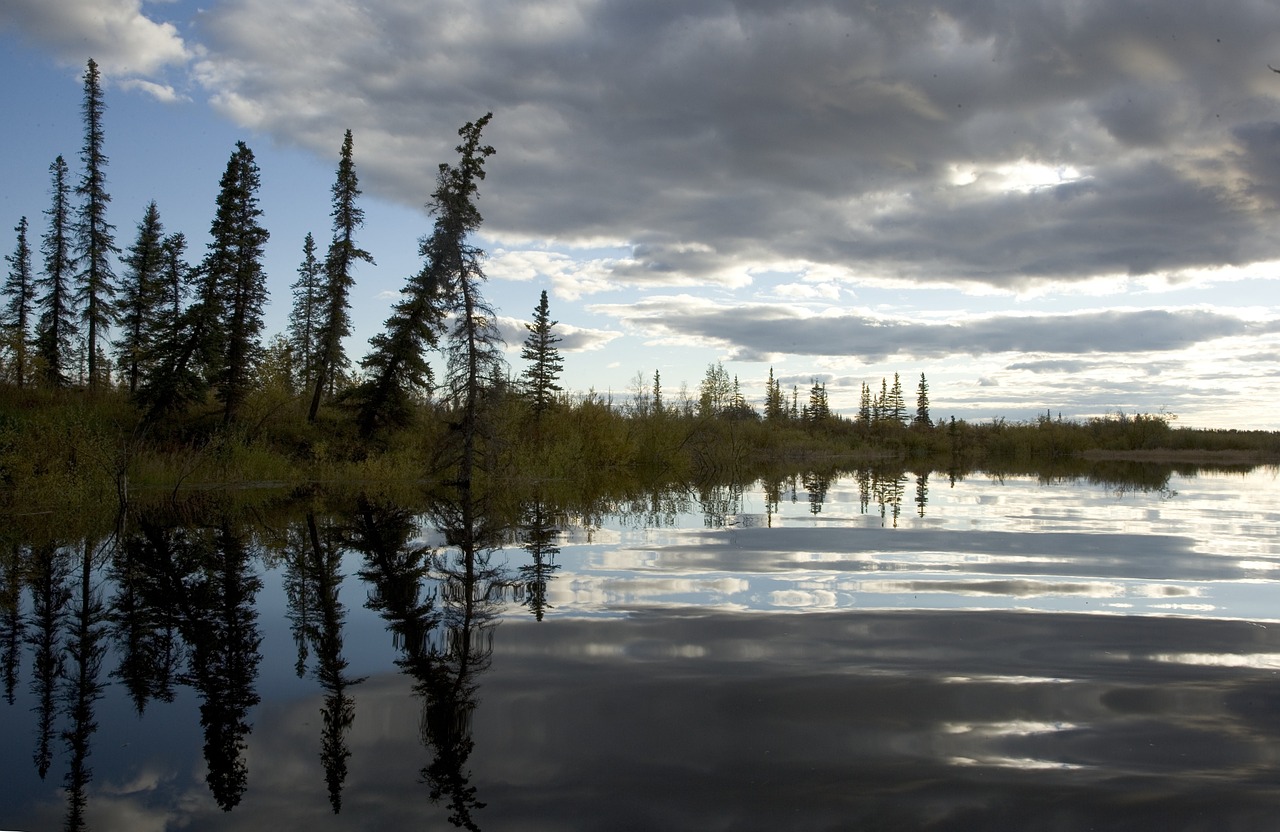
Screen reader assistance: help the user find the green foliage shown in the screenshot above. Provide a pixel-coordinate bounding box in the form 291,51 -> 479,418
520,289 -> 563,417
36,156 -> 77,387
74,58 -> 118,389
114,201 -> 166,394
355,114 -> 496,444
204,142 -> 270,423
288,232 -> 323,394
309,130 -> 374,422
3,217 -> 35,387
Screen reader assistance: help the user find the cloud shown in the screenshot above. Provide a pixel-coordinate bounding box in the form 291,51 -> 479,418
118,77 -> 185,103
185,0 -> 1280,291
0,0 -> 189,77
590,297 -> 1275,362
496,315 -> 620,353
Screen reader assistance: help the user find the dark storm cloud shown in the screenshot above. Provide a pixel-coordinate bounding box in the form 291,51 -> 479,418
599,301 -> 1273,360
193,0 -> 1280,290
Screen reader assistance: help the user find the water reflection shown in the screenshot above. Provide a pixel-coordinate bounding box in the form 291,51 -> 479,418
354,483 -> 513,830
282,512 -> 366,812
0,462 -> 1277,829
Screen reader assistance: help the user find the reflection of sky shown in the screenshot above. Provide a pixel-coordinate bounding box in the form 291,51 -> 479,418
539,470 -> 1280,621
16,609 -> 1280,830
4,468 -> 1280,830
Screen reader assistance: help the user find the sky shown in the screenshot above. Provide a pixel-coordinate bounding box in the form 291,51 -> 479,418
2,0 -> 1280,429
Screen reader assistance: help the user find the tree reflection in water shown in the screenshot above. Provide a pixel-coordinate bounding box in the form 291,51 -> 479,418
61,537 -> 110,832
1,543 -> 24,706
516,499 -> 560,622
353,484 -> 513,830
283,511 -> 366,812
25,541 -> 69,781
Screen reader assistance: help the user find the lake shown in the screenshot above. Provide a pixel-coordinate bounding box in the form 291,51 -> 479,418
2,464 -> 1279,830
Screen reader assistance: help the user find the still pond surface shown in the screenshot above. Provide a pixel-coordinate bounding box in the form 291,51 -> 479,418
2,465 -> 1280,830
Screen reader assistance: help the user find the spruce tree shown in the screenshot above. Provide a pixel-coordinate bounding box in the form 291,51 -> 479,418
3,217 -> 35,387
913,372 -> 932,429
36,156 -> 78,386
356,114 -> 495,437
439,115 -> 501,481
288,233 -> 323,394
158,233 -> 190,319
114,202 -> 166,394
309,130 -> 373,422
764,367 -> 785,421
204,141 -> 270,423
73,58 -> 118,389
888,372 -> 906,426
806,380 -> 830,427
652,369 -> 663,415
858,382 -> 872,427
519,289 -> 563,417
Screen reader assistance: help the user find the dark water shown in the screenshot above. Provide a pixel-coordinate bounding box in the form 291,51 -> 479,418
2,466 -> 1279,830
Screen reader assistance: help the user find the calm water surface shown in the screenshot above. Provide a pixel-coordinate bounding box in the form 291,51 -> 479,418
2,466 -> 1279,830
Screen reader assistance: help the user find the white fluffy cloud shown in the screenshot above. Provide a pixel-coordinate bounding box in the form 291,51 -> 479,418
0,0 -> 189,78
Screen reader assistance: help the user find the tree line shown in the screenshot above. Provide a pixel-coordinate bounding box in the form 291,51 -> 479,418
5,59 -> 1268,503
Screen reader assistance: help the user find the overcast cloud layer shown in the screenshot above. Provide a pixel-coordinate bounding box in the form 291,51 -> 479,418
185,0 -> 1280,290
4,0 -> 1280,425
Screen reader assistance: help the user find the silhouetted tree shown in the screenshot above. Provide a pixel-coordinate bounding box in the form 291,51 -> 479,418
114,202 -> 166,394
764,367 -> 785,422
3,217 -> 35,386
858,382 -> 872,429
74,58 -> 118,389
158,232 -> 190,319
806,379 -> 830,427
913,372 -> 932,429
355,115 -> 495,439
202,142 -> 270,422
36,156 -> 78,386
887,373 -> 906,426
288,232 -> 323,395
520,289 -> 563,417
308,131 -> 374,422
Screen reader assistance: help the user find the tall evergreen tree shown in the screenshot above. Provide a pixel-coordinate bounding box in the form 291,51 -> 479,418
288,233 -> 323,395
204,141 -> 270,423
73,58 -> 118,389
356,114 -> 495,438
3,217 -> 35,387
806,379 -> 830,426
133,232 -> 209,420
36,156 -> 78,386
888,372 -> 906,426
652,369 -> 663,415
114,202 -> 166,394
764,367 -> 785,421
158,232 -> 190,320
439,116 -> 502,482
519,289 -> 563,417
858,382 -> 872,427
913,372 -> 933,429
309,131 -> 374,422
